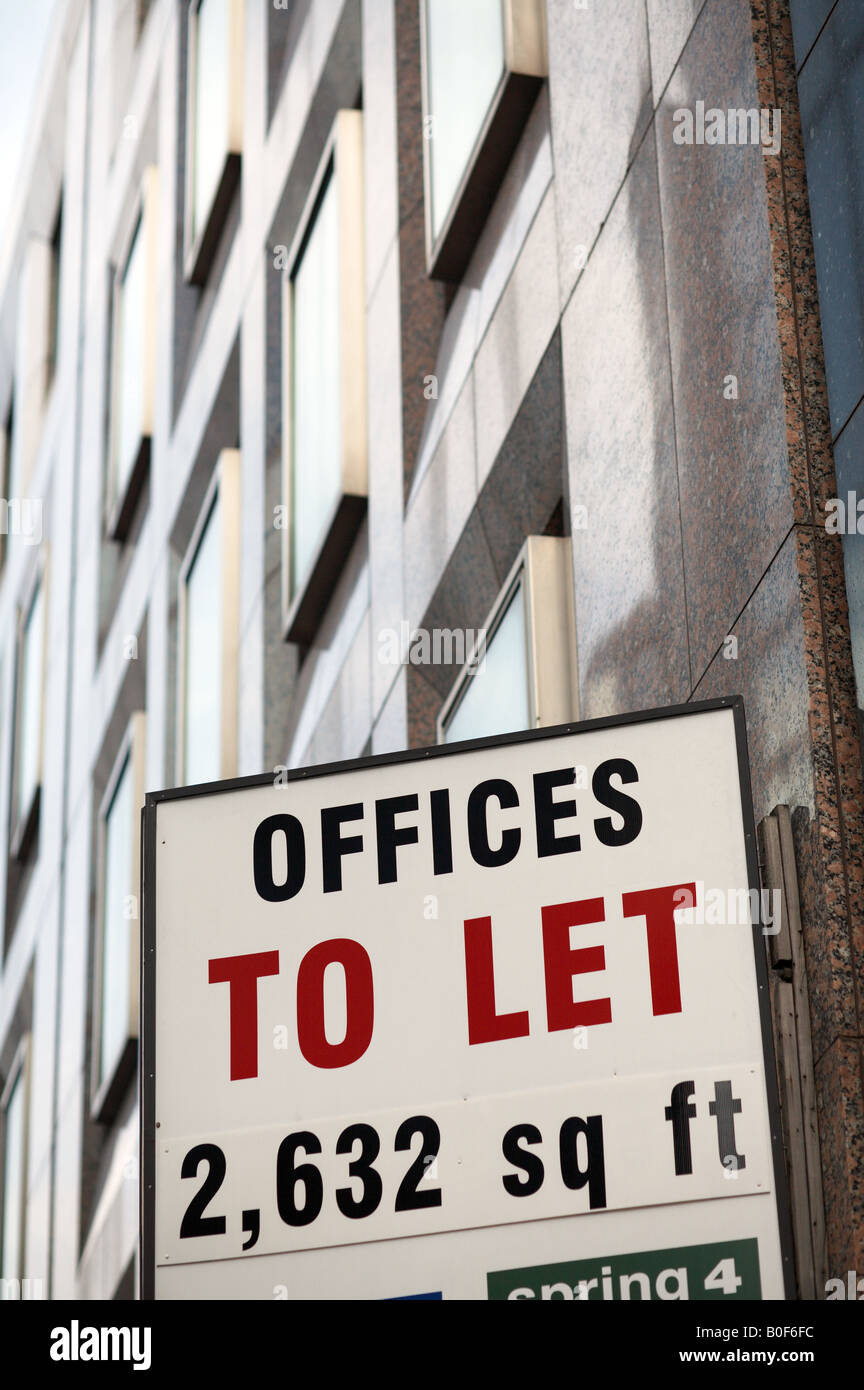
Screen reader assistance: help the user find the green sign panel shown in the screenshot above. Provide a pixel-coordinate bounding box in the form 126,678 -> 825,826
487,1238 -> 761,1301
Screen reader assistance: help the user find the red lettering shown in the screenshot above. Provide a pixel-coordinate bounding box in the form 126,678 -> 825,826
622,882 -> 695,1015
296,939 -> 374,1069
208,950 -> 280,1080
541,897 -> 611,1030
464,916 -> 530,1044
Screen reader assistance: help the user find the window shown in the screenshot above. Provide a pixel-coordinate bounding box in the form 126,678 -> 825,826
0,400 -> 13,572
291,174 -> 340,592
2,399 -> 14,503
178,451 -> 240,785
113,217 -> 145,499
438,536 -> 577,743
420,0 -> 547,281
108,168 -> 158,540
184,0 -> 244,284
47,199 -> 63,386
282,110 -> 366,646
92,715 -> 146,1121
425,0 -> 504,243
442,581 -> 530,744
136,0 -> 153,38
0,1038 -> 30,1284
14,239 -> 54,495
11,563 -> 47,858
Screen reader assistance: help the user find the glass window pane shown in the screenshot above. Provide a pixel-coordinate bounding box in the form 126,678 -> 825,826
49,203 -> 62,382
291,171 -> 341,593
100,753 -> 134,1086
192,0 -> 229,242
114,217 -> 145,500
17,581 -> 44,824
0,424 -> 8,571
5,399 -> 17,504
444,582 -> 530,743
1,1069 -> 25,1281
425,0 -> 505,240
184,492 -> 222,785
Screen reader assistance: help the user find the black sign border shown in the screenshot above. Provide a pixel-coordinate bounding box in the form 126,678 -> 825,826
140,695 -> 796,1300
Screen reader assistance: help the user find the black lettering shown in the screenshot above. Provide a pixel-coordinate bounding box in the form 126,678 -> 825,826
321,803 -> 364,893
430,788 -> 453,875
375,795 -> 419,884
180,1144 -> 227,1238
276,1131 -> 323,1226
241,1208 -> 260,1250
467,779 -> 521,868
709,1080 -> 746,1172
592,759 -> 642,846
394,1116 -> 442,1211
335,1123 -> 383,1219
253,815 -> 306,901
502,1123 -> 544,1196
534,769 -> 581,857
664,1080 -> 697,1175
559,1115 -> 606,1209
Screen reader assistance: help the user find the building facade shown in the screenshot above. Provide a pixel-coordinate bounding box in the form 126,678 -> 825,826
0,0 -> 861,1300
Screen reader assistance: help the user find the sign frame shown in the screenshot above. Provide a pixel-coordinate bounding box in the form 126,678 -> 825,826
139,695 -> 796,1300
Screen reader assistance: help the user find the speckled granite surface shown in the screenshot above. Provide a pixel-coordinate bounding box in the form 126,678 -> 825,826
750,0 -> 864,1279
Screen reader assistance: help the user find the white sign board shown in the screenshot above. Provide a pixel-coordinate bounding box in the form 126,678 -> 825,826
141,700 -> 792,1299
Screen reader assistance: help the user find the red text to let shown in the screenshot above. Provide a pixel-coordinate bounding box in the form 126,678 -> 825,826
206,881 -> 695,1080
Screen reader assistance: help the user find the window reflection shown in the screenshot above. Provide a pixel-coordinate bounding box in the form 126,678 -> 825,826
191,0 -> 229,244
184,492 -> 222,785
291,170 -> 341,594
17,580 -> 44,825
425,0 -> 505,239
99,752 -> 133,1086
443,581 -> 530,743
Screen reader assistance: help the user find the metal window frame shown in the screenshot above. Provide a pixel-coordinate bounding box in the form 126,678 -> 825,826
107,167 -> 159,542
758,804 -> 828,1299
12,240 -> 53,499
47,195 -> 63,389
90,712 -> 148,1124
0,1034 -> 31,1284
176,449 -> 241,786
420,0 -> 547,282
0,404 -> 10,574
10,547 -> 49,862
437,535 -> 578,743
183,0 -> 244,285
281,108 -> 367,647
3,387 -> 16,509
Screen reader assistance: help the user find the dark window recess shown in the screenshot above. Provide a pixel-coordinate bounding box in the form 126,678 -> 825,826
428,72 -> 545,284
284,493 -> 367,648
1,397 -> 14,570
136,0 -> 153,39
48,199 -> 63,384
544,499 -> 565,537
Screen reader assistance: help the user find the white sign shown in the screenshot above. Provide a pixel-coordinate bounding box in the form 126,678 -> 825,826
141,700 -> 791,1299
